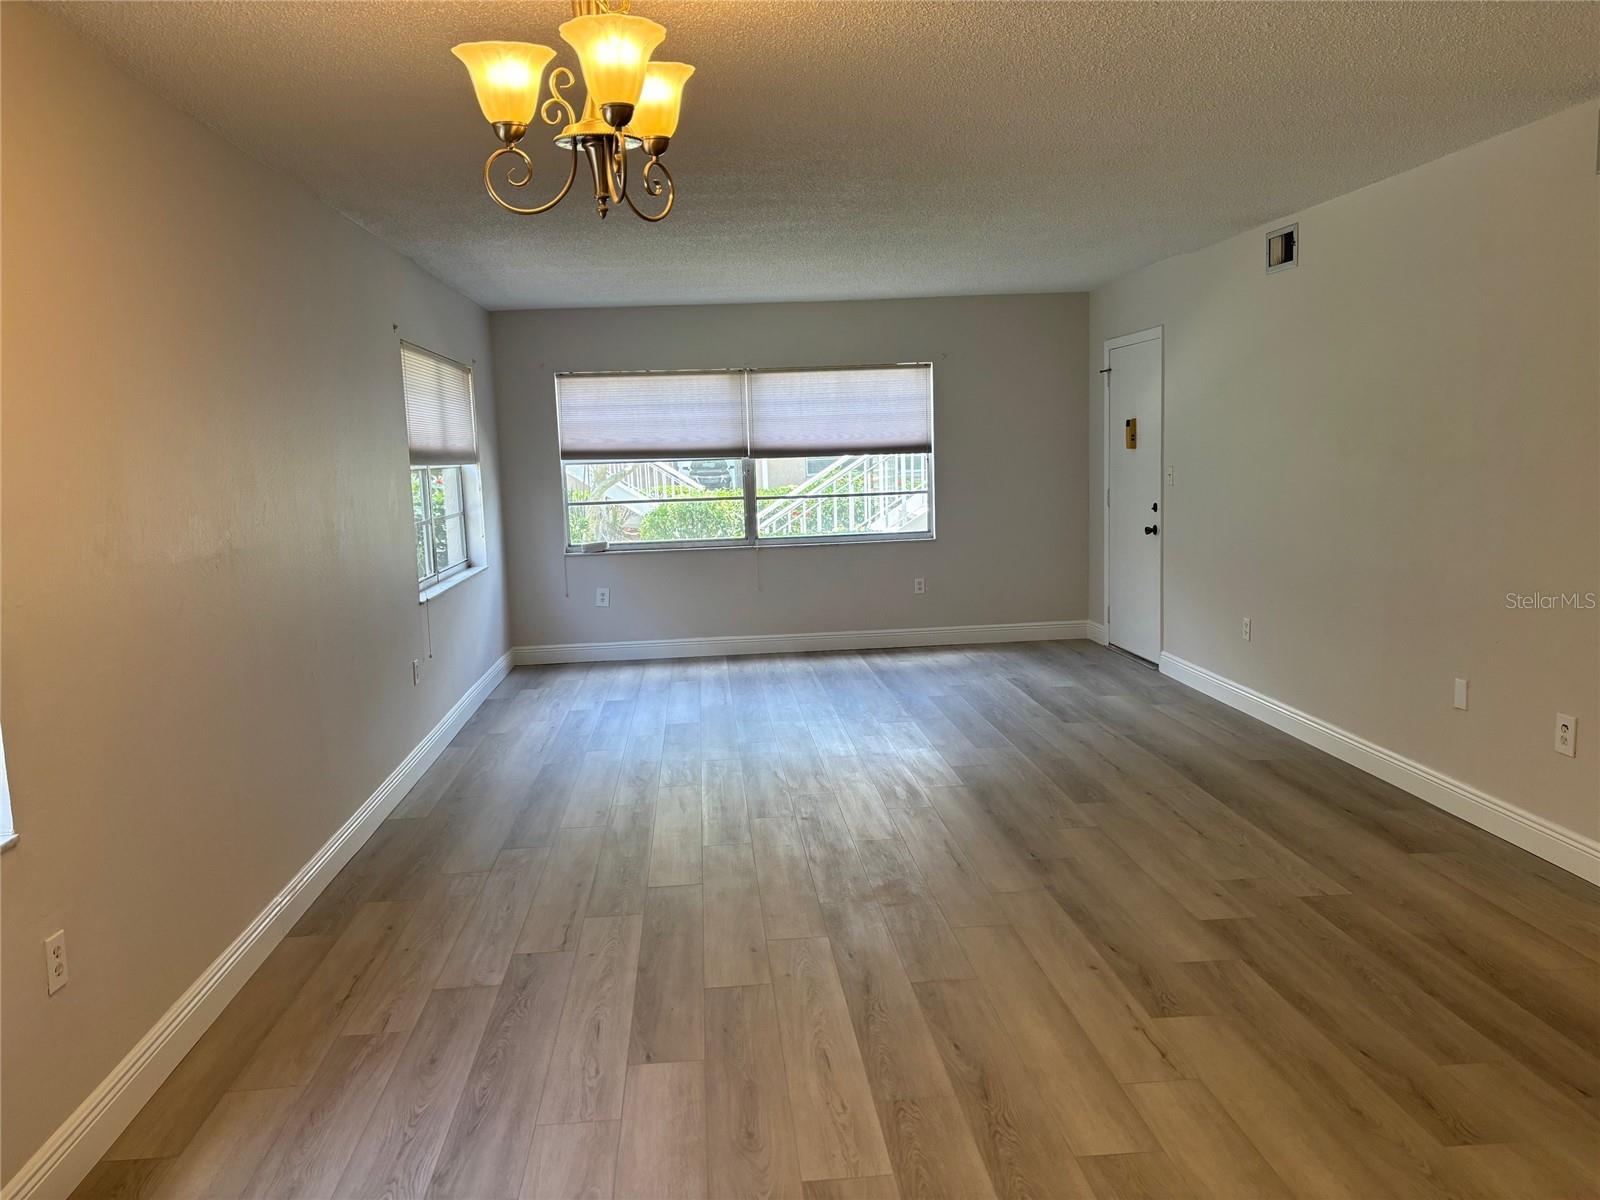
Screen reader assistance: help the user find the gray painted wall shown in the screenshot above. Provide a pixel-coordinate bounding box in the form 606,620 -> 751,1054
5,8 -> 1593,1186
490,295 -> 1091,648
1,6 -> 506,1176
1088,100 -> 1600,842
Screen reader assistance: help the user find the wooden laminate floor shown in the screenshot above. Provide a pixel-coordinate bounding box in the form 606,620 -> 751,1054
78,643 -> 1600,1200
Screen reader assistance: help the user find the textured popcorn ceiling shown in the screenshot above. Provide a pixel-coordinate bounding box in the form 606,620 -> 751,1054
46,1 -> 1600,309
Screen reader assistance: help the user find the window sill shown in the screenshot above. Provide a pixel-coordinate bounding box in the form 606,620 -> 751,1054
419,562 -> 489,603
0,833 -> 18,854
564,533 -> 935,556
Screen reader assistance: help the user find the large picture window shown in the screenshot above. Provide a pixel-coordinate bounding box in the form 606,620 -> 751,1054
557,365 -> 933,550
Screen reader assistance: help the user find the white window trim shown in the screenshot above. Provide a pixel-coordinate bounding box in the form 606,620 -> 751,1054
562,531 -> 936,557
419,560 -> 489,602
413,461 -> 489,598
414,464 -> 469,589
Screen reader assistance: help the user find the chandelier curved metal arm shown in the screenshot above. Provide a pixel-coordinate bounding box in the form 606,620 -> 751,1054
453,8 -> 691,225
622,155 -> 674,222
478,67 -> 672,224
483,144 -> 580,216
541,66 -> 578,129
480,66 -> 581,216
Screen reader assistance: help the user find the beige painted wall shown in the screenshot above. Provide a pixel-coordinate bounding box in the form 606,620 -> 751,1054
1088,100 -> 1600,841
0,5 -> 507,1178
491,294 -> 1090,648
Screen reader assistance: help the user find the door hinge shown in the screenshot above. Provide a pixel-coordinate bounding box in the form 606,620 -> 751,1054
1106,487 -> 1111,508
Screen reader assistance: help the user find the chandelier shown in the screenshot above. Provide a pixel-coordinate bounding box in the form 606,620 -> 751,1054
452,0 -> 693,222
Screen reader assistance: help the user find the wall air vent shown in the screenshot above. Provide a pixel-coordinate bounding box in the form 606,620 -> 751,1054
1267,223 -> 1298,273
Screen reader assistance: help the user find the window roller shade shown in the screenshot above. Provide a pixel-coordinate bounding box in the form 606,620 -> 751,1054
557,371 -> 747,461
749,365 -> 932,457
403,343 -> 478,466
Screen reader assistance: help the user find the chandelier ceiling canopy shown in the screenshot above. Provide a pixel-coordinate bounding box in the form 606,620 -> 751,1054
452,1 -> 692,223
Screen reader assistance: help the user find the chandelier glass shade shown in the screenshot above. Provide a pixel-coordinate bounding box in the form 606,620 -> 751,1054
451,2 -> 690,222
630,62 -> 694,139
558,13 -> 666,113
451,41 -> 557,127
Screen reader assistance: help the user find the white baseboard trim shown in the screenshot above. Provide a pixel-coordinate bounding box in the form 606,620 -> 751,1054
1159,652 -> 1600,885
1082,621 -> 1108,646
511,620 -> 1100,665
3,652 -> 512,1200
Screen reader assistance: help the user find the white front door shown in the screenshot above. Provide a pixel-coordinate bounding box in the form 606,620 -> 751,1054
1105,332 -> 1162,662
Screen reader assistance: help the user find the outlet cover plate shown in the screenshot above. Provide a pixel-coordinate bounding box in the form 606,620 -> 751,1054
45,930 -> 68,996
1556,713 -> 1577,757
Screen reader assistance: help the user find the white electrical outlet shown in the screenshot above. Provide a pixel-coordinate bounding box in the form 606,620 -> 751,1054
1555,714 -> 1577,757
913,577 -> 926,595
595,587 -> 610,608
1241,617 -> 1251,642
1453,678 -> 1468,710
45,930 -> 68,996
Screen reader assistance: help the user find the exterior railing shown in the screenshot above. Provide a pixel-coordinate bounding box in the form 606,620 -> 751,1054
564,460 -> 705,502
565,454 -> 929,540
758,489 -> 927,538
756,453 -> 927,537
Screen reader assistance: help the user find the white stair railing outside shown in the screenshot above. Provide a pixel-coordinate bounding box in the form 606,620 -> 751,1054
757,454 -> 926,538
566,456 -> 928,540
564,460 -> 707,506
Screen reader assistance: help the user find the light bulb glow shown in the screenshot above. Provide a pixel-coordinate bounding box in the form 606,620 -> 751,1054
486,59 -> 532,90
627,61 -> 694,139
593,35 -> 642,68
558,13 -> 666,109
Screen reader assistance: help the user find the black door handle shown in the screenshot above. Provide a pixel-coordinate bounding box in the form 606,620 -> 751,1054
1144,524 -> 1159,535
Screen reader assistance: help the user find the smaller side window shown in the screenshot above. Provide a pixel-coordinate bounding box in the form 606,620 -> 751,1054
413,465 -> 473,588
401,343 -> 482,595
